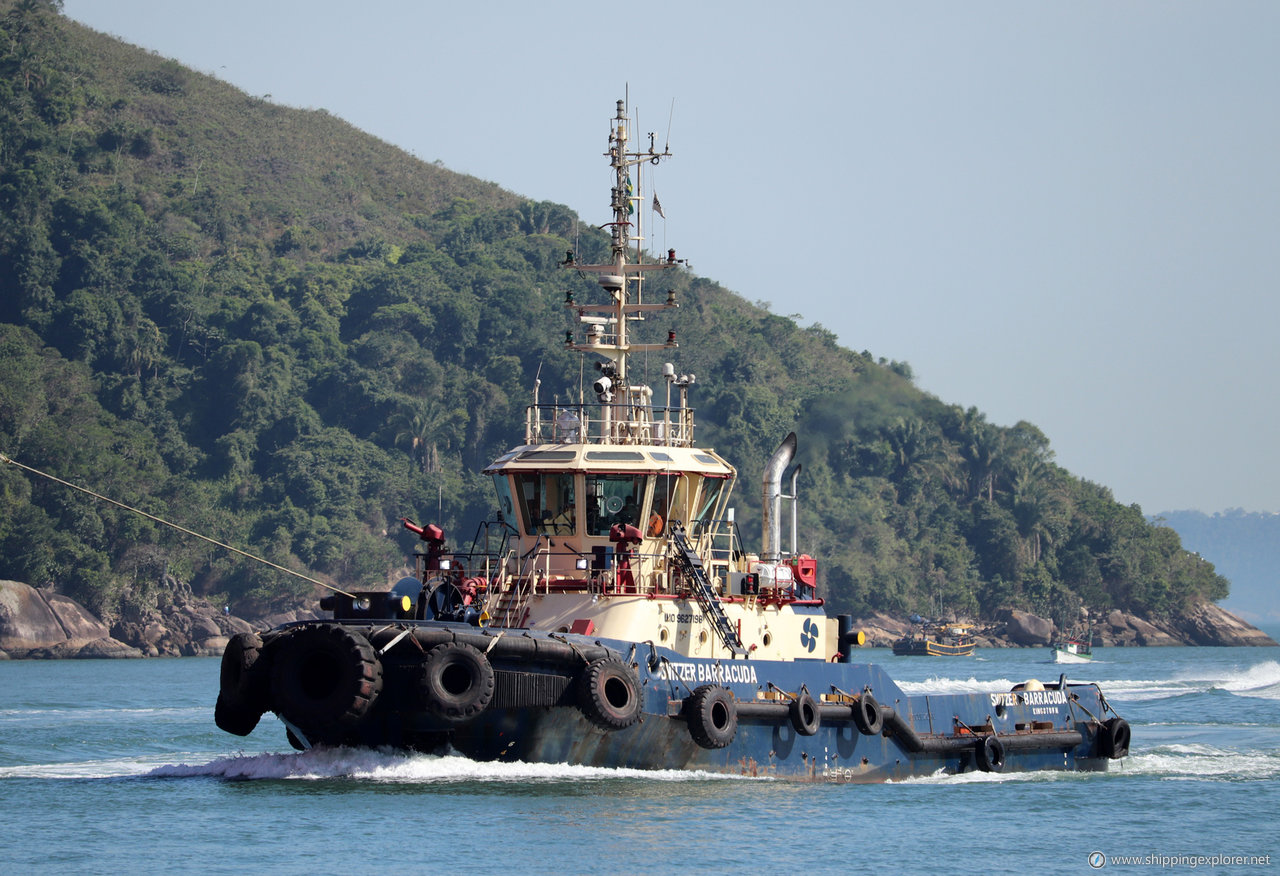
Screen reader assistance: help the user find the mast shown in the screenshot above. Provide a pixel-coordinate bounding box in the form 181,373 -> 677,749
564,99 -> 682,444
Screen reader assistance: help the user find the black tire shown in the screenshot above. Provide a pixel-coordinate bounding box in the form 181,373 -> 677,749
853,693 -> 883,736
220,632 -> 271,714
686,685 -> 738,749
420,642 -> 496,722
214,691 -> 261,736
976,734 -> 1006,772
790,690 -> 820,736
578,657 -> 642,731
270,624 -> 383,738
1099,717 -> 1131,759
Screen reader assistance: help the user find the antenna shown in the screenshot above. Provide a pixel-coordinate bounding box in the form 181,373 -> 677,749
665,98 -> 675,152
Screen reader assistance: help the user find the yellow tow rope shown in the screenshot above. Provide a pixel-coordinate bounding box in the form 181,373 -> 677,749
0,451 -> 355,598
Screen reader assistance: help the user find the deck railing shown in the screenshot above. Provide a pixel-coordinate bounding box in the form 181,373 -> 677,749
524,403 -> 695,447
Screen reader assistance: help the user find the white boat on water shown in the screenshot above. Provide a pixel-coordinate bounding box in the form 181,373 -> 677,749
1052,634 -> 1093,663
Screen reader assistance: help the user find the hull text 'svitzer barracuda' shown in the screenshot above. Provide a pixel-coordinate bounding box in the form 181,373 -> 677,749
214,101 -> 1131,781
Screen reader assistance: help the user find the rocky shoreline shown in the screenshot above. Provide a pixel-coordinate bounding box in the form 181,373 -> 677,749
852,603 -> 1277,649
0,577 -> 1274,659
0,579 -> 320,660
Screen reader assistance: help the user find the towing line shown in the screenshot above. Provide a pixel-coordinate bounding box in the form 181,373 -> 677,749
0,451 -> 356,598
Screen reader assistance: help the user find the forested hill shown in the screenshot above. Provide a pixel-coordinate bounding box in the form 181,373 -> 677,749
0,0 -> 1228,628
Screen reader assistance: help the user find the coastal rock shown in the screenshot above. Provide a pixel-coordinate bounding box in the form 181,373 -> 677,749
0,574 -> 286,659
1000,609 -> 1055,646
0,580 -> 118,657
192,635 -> 229,657
190,616 -> 222,640
1167,602 -> 1278,647
846,612 -> 913,648
74,637 -> 144,659
1124,614 -> 1182,647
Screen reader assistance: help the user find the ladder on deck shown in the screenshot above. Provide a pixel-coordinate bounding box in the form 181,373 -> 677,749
668,523 -> 748,658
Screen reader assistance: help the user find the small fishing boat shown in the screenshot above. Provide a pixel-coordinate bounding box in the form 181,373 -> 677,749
892,621 -> 977,657
209,100 -> 1131,780
1052,629 -> 1094,663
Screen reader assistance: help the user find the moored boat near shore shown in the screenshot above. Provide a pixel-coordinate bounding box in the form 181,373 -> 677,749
214,100 -> 1131,780
892,621 -> 977,657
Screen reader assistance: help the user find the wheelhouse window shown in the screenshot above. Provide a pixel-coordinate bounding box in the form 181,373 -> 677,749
694,474 -> 729,527
509,472 -> 576,535
585,473 -> 647,536
647,473 -> 682,537
493,475 -> 517,523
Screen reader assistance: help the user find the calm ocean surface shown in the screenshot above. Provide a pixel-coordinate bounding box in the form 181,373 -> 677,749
3,630 -> 1278,875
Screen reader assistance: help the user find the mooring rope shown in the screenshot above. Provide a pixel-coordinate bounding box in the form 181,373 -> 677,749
0,451 -> 355,598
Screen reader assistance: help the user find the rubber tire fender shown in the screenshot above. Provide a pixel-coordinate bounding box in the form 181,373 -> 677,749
420,642 -> 496,722
270,624 -> 383,737
853,693 -> 883,736
686,684 -> 738,749
214,690 -> 261,737
790,690 -> 821,736
214,632 -> 272,737
1099,716 -> 1131,759
976,734 -> 1006,772
578,657 -> 642,731
220,632 -> 271,713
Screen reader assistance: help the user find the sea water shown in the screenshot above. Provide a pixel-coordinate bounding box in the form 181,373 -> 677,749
2,633 -> 1278,875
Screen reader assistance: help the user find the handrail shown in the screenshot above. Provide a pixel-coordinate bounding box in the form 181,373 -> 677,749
524,402 -> 695,446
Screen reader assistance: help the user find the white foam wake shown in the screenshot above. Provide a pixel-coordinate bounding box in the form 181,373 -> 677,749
144,748 -> 755,783
1120,743 -> 1280,780
1179,660 -> 1280,699
2,747 -> 757,782
896,676 -> 1021,695
897,661 -> 1280,703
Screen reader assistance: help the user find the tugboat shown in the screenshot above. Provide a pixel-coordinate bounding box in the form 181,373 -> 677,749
892,618 -> 977,657
214,100 -> 1131,780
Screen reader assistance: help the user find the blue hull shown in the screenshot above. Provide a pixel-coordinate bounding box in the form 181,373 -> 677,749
439,641 -> 1111,780
217,623 -> 1127,782
235,624 -> 1126,783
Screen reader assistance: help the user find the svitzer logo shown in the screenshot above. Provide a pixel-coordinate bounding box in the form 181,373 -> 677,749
800,619 -> 819,652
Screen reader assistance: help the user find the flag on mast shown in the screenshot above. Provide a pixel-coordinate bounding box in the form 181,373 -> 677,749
653,193 -> 665,218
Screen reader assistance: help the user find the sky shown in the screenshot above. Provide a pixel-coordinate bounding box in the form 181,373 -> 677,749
60,0 -> 1280,515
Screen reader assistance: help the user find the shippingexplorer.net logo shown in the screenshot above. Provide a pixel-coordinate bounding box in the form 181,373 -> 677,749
1089,851 -> 1273,869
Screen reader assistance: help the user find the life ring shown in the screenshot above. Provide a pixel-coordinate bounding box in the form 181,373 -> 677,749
853,693 -> 883,736
976,734 -> 1006,772
1099,717 -> 1131,759
790,690 -> 821,736
420,642 -> 495,722
578,657 -> 642,730
686,684 -> 738,749
270,624 -> 383,739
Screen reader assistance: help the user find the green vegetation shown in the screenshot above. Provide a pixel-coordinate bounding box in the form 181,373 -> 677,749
0,0 -> 1228,626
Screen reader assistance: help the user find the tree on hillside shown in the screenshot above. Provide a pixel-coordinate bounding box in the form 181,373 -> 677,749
0,5 -> 1232,626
